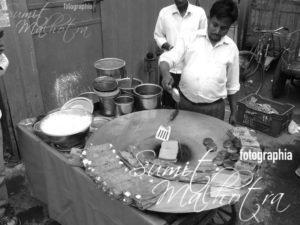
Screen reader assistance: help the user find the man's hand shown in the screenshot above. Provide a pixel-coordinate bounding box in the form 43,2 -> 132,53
161,74 -> 174,93
161,42 -> 173,51
159,61 -> 173,92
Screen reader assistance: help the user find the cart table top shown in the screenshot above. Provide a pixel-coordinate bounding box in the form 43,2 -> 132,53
86,109 -> 251,213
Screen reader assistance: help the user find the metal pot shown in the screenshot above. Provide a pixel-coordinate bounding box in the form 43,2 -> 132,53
114,95 -> 134,116
93,76 -> 118,92
94,58 -> 126,79
34,109 -> 92,149
133,83 -> 163,110
116,77 -> 143,96
94,88 -> 120,116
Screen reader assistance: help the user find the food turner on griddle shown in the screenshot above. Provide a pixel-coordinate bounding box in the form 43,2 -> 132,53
155,125 -> 171,141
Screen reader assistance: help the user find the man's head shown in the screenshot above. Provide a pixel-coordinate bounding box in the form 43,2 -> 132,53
174,0 -> 188,10
207,0 -> 238,43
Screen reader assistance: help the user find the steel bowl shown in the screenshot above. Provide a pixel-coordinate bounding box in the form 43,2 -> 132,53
116,77 -> 143,96
93,88 -> 120,116
133,83 -> 163,110
93,76 -> 118,92
36,109 -> 93,148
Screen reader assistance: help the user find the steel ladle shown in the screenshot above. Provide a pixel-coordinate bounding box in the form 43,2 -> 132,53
169,88 -> 180,121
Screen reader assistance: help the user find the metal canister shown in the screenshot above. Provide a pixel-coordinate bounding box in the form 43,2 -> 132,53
114,95 -> 134,116
94,88 -> 120,116
133,83 -> 163,110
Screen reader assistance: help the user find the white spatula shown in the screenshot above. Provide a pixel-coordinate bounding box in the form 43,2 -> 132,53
155,125 -> 171,141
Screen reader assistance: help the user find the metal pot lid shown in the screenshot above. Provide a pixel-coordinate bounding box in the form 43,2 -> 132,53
78,92 -> 99,104
61,97 -> 94,114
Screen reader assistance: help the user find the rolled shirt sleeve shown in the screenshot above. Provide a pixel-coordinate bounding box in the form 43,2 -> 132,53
154,10 -> 167,49
159,36 -> 186,69
226,47 -> 240,95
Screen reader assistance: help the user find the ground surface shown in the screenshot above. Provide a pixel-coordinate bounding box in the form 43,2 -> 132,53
233,66 -> 300,225
2,65 -> 300,225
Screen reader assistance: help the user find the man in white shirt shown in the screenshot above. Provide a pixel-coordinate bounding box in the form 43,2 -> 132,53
154,0 -> 207,107
159,0 -> 239,124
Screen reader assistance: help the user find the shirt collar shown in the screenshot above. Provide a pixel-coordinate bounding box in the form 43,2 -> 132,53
196,29 -> 230,47
171,2 -> 192,16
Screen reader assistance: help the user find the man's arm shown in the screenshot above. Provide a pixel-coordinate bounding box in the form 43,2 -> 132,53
154,10 -> 167,48
159,61 -> 173,93
226,47 -> 240,125
159,36 -> 186,92
154,10 -> 169,50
